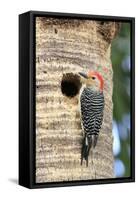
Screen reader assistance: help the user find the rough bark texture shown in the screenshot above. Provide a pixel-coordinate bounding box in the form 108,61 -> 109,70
35,17 -> 120,183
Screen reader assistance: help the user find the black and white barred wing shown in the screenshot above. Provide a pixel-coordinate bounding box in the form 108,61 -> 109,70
80,89 -> 104,140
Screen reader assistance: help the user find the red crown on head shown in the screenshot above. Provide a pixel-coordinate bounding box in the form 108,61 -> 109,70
88,71 -> 104,91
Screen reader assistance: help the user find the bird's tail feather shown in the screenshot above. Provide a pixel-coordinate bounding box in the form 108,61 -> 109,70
81,135 -> 98,166
93,135 -> 98,148
81,136 -> 92,166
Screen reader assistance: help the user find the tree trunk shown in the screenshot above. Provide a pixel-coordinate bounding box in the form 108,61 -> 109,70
35,17 -> 120,183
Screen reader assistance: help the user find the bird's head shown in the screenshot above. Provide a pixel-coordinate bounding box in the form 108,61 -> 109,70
78,71 -> 104,91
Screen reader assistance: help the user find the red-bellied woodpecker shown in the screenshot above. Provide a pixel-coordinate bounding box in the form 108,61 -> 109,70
78,71 -> 104,166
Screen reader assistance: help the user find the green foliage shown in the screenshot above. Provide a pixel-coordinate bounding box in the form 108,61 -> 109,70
111,23 -> 131,177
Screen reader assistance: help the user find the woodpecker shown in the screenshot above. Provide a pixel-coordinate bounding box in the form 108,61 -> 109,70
78,71 -> 104,166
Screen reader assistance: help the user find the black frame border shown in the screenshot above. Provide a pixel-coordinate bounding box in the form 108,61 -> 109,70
19,11 -> 135,189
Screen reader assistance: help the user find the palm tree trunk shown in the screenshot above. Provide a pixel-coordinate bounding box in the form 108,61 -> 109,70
35,17 -> 120,183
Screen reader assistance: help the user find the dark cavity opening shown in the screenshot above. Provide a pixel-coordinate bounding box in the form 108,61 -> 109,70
61,73 -> 82,98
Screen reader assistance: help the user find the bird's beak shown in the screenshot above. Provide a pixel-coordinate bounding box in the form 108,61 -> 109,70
78,72 -> 88,79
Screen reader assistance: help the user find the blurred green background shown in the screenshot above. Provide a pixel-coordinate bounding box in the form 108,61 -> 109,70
111,22 -> 131,177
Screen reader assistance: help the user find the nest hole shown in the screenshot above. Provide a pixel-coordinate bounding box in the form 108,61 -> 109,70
61,73 -> 82,98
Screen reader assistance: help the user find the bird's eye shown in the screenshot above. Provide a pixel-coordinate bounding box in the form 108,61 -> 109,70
92,77 -> 96,80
